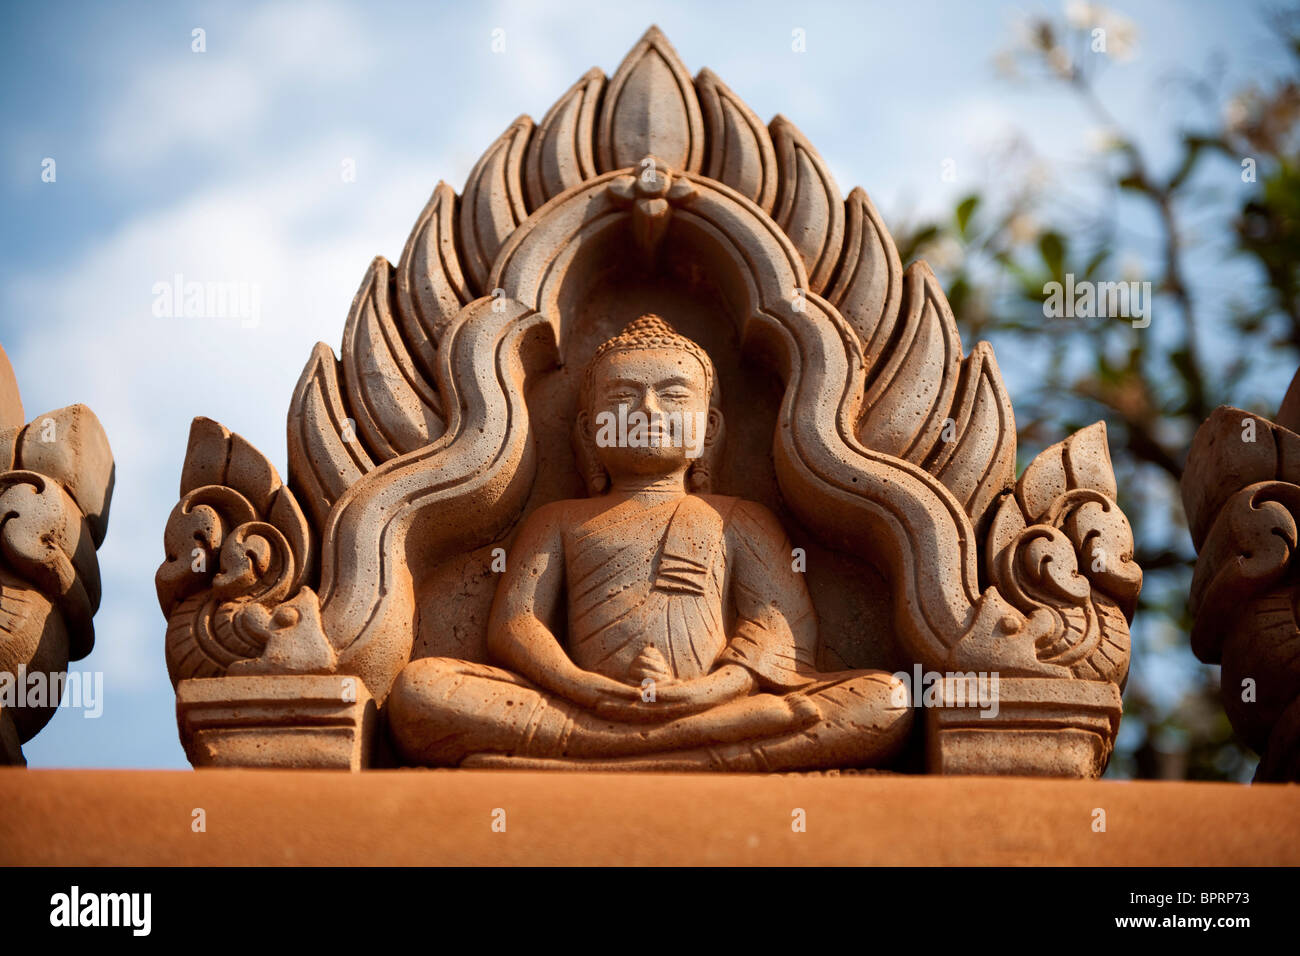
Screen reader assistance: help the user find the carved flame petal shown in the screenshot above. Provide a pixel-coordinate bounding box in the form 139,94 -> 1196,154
288,342 -> 375,533
1181,403 -> 1300,548
341,257 -> 446,463
459,115 -> 533,294
1016,420 -> 1118,522
167,416 -> 311,598
696,67 -> 777,213
827,187 -> 903,356
926,342 -> 1017,532
770,114 -> 844,293
596,26 -> 704,174
396,181 -> 470,382
180,417 -> 278,512
856,262 -> 961,460
525,67 -> 605,212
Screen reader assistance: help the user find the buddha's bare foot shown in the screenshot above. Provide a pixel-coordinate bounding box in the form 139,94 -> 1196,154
459,752 -> 718,772
577,692 -> 819,754
461,691 -> 825,761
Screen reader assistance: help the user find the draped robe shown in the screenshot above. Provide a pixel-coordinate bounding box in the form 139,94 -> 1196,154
387,493 -> 912,771
563,494 -> 818,689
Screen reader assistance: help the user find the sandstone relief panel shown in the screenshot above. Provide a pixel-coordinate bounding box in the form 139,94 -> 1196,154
157,27 -> 1141,775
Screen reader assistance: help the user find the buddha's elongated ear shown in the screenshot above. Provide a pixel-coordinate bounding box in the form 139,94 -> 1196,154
688,407 -> 725,493
572,408 -> 609,495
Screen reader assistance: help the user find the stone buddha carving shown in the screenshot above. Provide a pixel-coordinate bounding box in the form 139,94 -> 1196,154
160,29 -> 1139,777
387,315 -> 912,770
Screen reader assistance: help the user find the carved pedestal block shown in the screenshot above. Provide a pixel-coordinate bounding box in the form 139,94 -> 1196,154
178,676 -> 375,771
157,26 -> 1141,777
926,678 -> 1122,777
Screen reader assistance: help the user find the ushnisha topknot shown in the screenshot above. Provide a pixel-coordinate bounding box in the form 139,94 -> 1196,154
585,314 -> 716,402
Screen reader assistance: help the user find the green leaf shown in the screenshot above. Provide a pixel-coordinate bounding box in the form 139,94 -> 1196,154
1039,231 -> 1066,278
956,194 -> 980,238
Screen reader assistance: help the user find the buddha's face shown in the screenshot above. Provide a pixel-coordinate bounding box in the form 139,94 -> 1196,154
587,346 -> 712,479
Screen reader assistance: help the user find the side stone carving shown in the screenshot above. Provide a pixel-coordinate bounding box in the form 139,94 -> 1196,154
157,26 -> 1140,776
1183,368 -> 1300,781
0,346 -> 114,765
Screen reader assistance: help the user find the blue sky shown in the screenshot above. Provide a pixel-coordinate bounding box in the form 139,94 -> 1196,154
2,0 -> 1290,768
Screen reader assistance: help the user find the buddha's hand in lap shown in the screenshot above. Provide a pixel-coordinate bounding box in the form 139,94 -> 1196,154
557,668 -> 644,712
592,663 -> 765,723
628,646 -> 675,686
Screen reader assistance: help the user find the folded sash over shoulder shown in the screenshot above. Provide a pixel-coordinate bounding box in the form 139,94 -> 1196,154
655,496 -> 727,596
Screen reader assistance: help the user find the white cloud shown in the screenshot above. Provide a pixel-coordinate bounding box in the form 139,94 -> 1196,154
98,59 -> 266,169
96,0 -> 377,171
